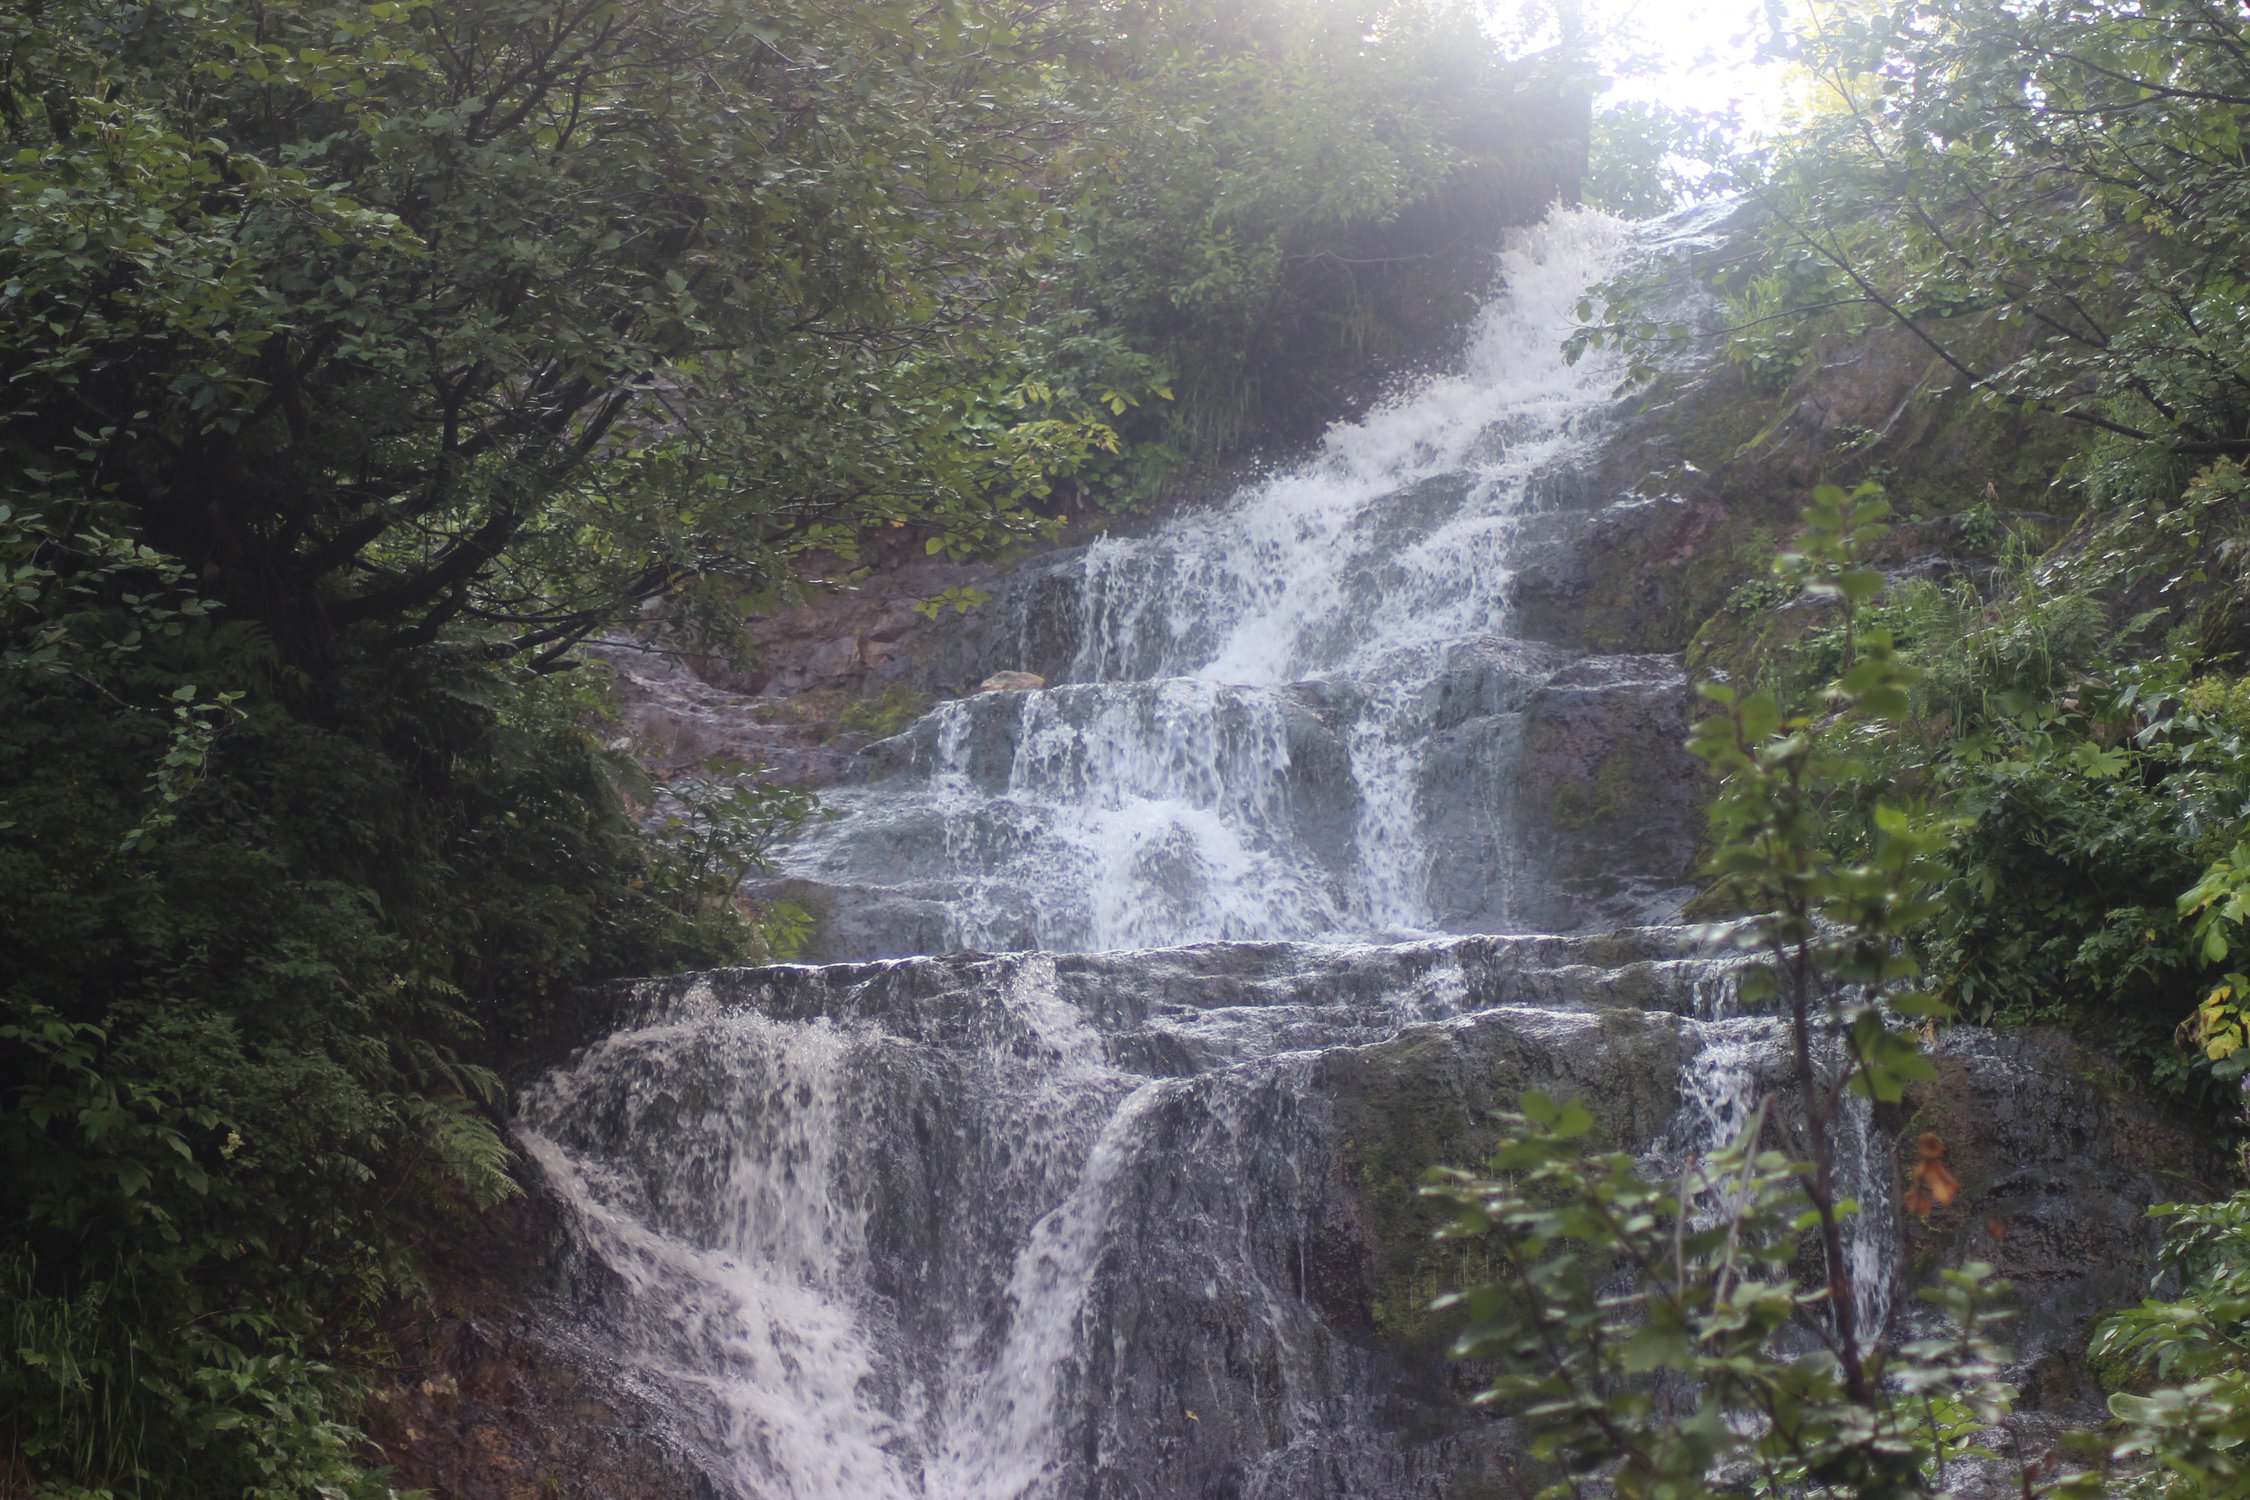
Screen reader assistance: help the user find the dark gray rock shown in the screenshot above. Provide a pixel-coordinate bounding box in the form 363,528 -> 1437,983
1898,1030 -> 2222,1410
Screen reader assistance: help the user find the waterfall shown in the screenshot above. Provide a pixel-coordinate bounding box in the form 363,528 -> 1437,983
774,209 -> 1641,956
524,207 -> 1908,1498
519,939 -> 1742,1499
1057,210 -> 1635,689
1665,1012 -> 1902,1350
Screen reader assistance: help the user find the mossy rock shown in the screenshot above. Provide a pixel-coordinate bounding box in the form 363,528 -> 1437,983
1309,1008 -> 1694,1373
1516,301 -> 2087,664
835,684 -> 935,740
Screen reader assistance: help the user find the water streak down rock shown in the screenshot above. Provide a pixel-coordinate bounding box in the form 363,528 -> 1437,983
502,211 -> 2186,1499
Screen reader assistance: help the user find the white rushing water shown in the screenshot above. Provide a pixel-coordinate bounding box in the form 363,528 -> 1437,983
774,209 -> 1639,954
516,952 -> 1908,1500
523,207 -> 1907,1500
518,959 -> 1141,1500
1667,1013 -> 1901,1344
1061,209 -> 1634,688
514,943 -> 1546,1500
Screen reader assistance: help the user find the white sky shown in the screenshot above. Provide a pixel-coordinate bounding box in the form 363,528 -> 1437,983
1507,0 -> 1797,129
1604,0 -> 1788,120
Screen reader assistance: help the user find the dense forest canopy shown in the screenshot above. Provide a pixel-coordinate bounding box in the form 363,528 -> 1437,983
9,0 -> 2250,1493
8,0 -> 1101,671
1623,0 -> 2250,1076
1742,0 -> 2250,457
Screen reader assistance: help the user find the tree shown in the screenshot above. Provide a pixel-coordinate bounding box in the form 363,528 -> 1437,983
1042,0 -> 1583,469
1427,490 -> 2018,1499
0,3 -> 1113,1491
0,2 -> 1602,1490
2091,1192 -> 2250,1498
1738,0 -> 2250,459
1,0 -> 1125,676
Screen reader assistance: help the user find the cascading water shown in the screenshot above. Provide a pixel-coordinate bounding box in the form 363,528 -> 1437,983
520,937 -> 1757,1499
769,209 -> 1653,955
1663,1015 -> 1901,1345
524,208 -> 1908,1498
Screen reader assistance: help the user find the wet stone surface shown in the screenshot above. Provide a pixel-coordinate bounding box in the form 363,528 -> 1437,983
406,208 -> 2205,1500
482,930 -> 2201,1500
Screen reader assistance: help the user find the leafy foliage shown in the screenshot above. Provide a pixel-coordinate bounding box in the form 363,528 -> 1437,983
1731,468 -> 2250,1108
1741,0 -> 2250,460
650,760 -> 818,959
1448,4 -> 2250,1493
1431,487 -> 2250,1497
1583,101 -> 1728,220
1049,0 -> 1580,473
0,0 -> 1137,670
1576,0 -> 2250,467
0,621 -> 763,1495
2090,1194 -> 2250,1498
0,1 -> 1086,1488
0,0 -> 1597,1490
1430,489 -> 2020,1499
1435,1094 -> 2012,1500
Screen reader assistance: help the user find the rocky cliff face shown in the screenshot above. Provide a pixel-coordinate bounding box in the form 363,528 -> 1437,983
365,1189 -> 715,1500
370,205 -> 2212,1498
373,946 -> 2204,1500
1509,211 -> 2082,664
716,212 -> 1710,959
1900,1032 -> 2221,1404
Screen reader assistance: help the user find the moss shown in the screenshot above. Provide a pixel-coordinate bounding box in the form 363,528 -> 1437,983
1662,367 -> 1796,477
1562,307 -> 2091,666
1548,744 -> 1645,832
1323,1034 -> 1512,1365
834,685 -> 934,740
1351,1141 -> 1504,1356
750,690 -> 839,727
1591,743 -> 1648,819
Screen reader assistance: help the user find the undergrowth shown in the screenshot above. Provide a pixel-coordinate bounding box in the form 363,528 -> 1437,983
1729,461 -> 2250,1122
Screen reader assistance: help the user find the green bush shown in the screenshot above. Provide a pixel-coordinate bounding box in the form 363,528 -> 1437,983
2090,1194 -> 2250,1498
0,622 -> 768,1495
836,686 -> 937,741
